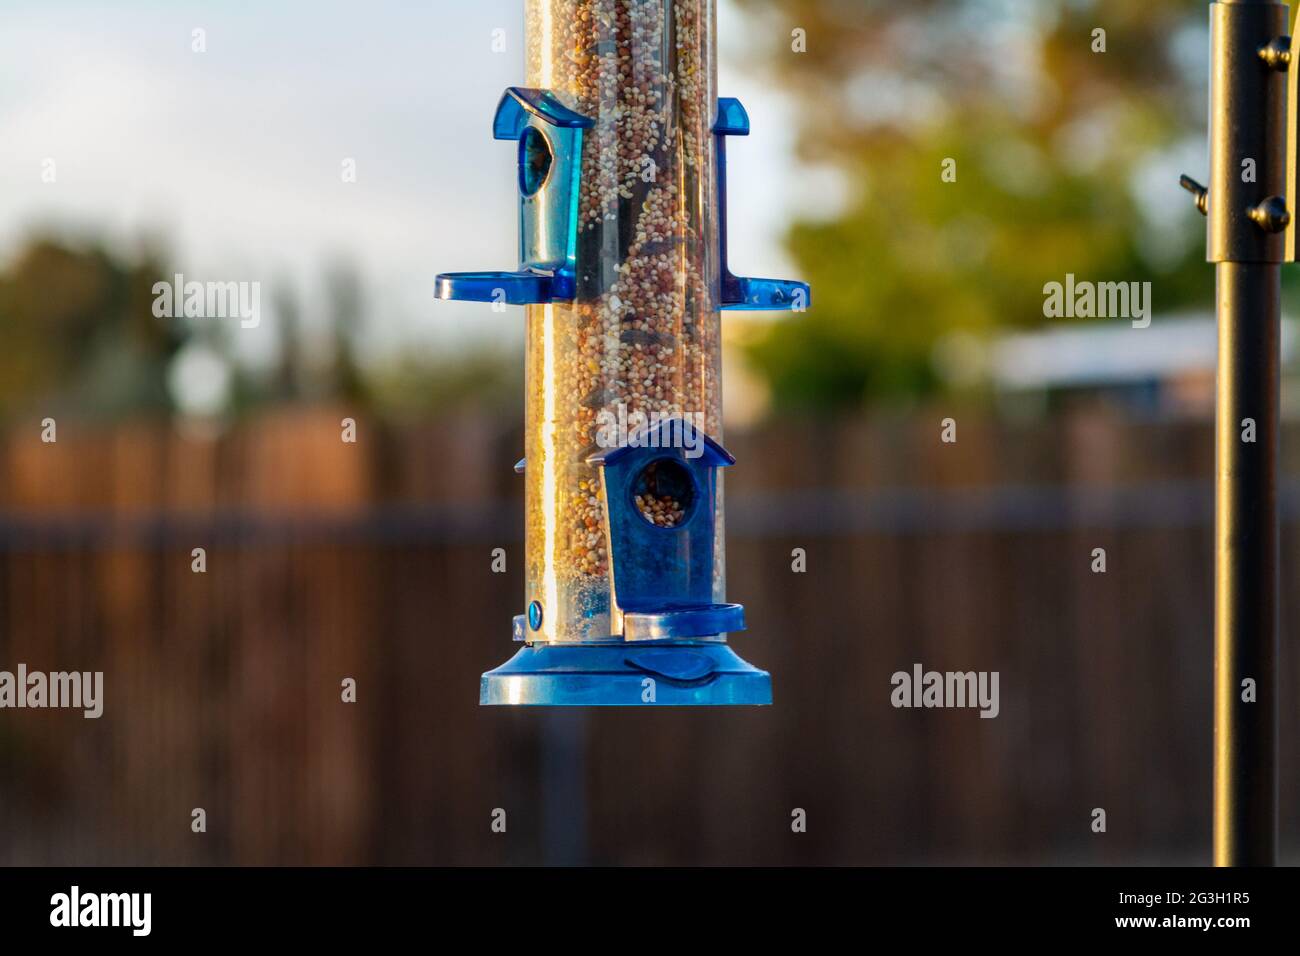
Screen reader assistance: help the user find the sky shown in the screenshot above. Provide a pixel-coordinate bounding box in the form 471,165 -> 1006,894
0,0 -> 823,374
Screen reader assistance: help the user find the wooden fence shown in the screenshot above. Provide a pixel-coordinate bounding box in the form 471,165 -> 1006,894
1,405 -> 1296,864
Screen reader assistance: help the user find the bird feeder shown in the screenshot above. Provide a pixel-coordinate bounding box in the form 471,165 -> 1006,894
436,0 -> 809,705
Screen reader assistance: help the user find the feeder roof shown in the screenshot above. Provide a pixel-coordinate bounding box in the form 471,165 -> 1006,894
494,87 -> 594,140
587,418 -> 735,469
714,97 -> 751,136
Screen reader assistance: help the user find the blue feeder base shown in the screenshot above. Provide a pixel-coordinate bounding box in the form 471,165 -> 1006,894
480,642 -> 772,706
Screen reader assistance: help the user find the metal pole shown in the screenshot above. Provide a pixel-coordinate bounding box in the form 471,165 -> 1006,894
1202,0 -> 1285,866
1213,262 -> 1279,866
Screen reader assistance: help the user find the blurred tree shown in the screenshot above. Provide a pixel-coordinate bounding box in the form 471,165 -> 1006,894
0,234 -> 517,423
324,259 -> 368,406
0,238 -> 181,420
366,346 -> 520,419
731,0 -> 1243,410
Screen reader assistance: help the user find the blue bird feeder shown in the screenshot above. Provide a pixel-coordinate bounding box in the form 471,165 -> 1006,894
436,0 -> 809,706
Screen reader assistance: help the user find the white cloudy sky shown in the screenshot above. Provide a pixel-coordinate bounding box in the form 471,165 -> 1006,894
0,0 -> 828,371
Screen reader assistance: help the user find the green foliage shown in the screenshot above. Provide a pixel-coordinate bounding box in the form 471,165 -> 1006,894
366,346 -> 521,418
0,238 -> 180,419
734,0 -> 1223,410
0,237 -> 520,423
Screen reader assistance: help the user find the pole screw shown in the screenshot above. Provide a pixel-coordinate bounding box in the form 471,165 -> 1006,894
1259,36 -> 1291,71
1248,196 -> 1290,233
1180,174 -> 1209,216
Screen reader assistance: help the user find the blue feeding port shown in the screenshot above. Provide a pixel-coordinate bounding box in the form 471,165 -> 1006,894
715,98 -> 812,312
493,421 -> 771,707
435,88 -> 589,307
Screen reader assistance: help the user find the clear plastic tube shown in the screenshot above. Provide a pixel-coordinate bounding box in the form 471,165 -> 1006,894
523,0 -> 724,642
